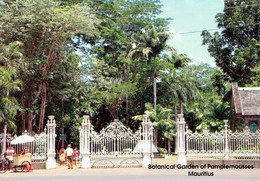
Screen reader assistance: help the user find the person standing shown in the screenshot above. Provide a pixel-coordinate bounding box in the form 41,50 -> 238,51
60,150 -> 65,165
73,148 -> 79,166
65,144 -> 74,169
59,147 -> 65,165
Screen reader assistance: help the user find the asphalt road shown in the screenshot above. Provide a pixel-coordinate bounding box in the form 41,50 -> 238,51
1,166 -> 260,181
1,174 -> 260,181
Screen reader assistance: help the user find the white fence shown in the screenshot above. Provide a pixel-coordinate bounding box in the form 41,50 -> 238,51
0,133 -> 14,155
185,122 -> 260,159
186,128 -> 225,157
228,128 -> 260,158
0,130 -> 47,162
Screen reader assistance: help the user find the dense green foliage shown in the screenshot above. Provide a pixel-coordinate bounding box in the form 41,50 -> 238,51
201,0 -> 259,132
0,0 -> 258,152
202,0 -> 260,86
0,0 -> 97,135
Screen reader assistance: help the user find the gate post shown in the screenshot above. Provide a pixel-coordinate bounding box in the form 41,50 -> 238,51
175,125 -> 179,154
177,114 -> 187,165
224,119 -> 229,159
80,115 -> 91,168
142,114 -> 152,167
46,115 -> 57,169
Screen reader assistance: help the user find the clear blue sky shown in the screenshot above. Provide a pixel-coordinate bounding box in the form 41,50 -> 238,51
159,0 -> 224,66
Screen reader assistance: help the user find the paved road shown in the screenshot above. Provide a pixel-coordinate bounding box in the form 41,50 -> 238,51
1,174 -> 260,181
1,165 -> 260,181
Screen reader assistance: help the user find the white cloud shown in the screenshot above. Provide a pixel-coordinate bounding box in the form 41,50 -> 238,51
174,33 -> 185,42
168,30 -> 185,42
196,57 -> 206,64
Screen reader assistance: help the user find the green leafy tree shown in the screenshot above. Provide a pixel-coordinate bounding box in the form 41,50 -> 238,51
0,67 -> 21,130
78,0 -> 170,119
0,67 -> 21,154
0,41 -> 24,70
133,103 -> 175,153
202,0 -> 260,86
0,0 -> 98,133
95,78 -> 136,120
133,25 -> 172,110
179,64 -> 231,132
196,100 -> 230,132
211,69 -> 230,96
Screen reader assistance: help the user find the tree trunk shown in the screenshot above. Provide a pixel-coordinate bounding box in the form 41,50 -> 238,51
175,105 -> 177,120
38,81 -> 47,134
174,105 -> 178,154
133,69 -> 136,83
123,65 -> 128,82
20,91 -> 26,132
153,68 -> 157,110
28,100 -> 33,135
168,139 -> 171,154
1,124 -> 7,155
62,99 -> 64,117
27,88 -> 33,134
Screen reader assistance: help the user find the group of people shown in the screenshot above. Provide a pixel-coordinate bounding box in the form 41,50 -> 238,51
59,144 -> 79,169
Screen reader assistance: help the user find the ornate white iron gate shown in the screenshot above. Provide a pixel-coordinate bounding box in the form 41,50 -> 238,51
80,115 -> 154,168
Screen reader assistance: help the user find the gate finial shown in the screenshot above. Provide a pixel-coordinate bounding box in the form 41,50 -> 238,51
114,119 -> 119,122
83,115 -> 90,124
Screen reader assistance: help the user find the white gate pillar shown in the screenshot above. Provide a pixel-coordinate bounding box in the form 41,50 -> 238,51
142,114 -> 152,167
177,114 -> 187,165
224,119 -> 229,159
46,115 -> 56,169
80,115 -> 91,168
175,125 -> 179,154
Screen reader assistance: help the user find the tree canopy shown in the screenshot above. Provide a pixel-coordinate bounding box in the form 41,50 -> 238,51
202,0 -> 260,86
0,0 -> 258,152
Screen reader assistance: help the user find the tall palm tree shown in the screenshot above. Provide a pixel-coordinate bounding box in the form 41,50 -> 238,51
162,49 -> 191,69
161,50 -> 196,114
0,41 -> 23,154
129,25 -> 172,110
0,67 -> 20,155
